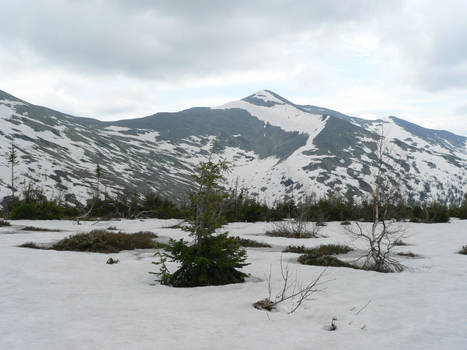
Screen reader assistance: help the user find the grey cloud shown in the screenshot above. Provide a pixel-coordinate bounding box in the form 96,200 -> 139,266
0,0 -> 399,80
376,1 -> 467,91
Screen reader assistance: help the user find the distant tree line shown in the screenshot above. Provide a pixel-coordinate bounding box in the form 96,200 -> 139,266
1,181 -> 467,223
222,190 -> 467,224
2,157 -> 467,224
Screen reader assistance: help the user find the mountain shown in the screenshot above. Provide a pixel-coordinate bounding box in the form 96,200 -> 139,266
1,89 -> 466,205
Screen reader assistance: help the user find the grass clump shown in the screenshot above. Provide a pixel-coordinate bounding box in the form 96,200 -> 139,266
295,244 -> 354,268
393,239 -> 409,246
396,251 -> 420,258
19,242 -> 42,249
106,257 -> 120,264
52,230 -> 158,253
164,222 -> 184,229
21,226 -> 59,232
284,244 -> 353,255
265,220 -> 321,239
459,245 -> 467,255
0,220 -> 11,227
20,230 -> 159,253
232,236 -> 271,248
298,254 -> 354,268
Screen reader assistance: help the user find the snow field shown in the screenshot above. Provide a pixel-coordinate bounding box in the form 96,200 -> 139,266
1,219 -> 466,349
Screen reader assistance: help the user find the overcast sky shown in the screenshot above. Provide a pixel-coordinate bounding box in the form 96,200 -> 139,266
1,0 -> 467,135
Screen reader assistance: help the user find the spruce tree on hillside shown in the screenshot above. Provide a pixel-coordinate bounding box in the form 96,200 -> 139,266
95,162 -> 102,199
7,141 -> 19,198
154,144 -> 248,287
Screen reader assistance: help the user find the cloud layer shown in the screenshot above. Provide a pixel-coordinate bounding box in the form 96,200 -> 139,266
1,0 -> 466,135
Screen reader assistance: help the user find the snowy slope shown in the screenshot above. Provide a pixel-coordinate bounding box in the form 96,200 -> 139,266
216,90 -> 467,203
1,219 -> 466,349
0,89 -> 466,205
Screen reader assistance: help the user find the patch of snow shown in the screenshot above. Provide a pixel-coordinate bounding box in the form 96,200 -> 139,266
0,219 -> 466,349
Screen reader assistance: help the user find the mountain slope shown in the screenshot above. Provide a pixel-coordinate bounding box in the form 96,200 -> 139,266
0,89 -> 466,205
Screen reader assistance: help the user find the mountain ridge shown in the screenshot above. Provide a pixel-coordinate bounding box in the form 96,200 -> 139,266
1,88 -> 466,206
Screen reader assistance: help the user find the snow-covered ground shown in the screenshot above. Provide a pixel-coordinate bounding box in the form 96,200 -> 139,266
1,219 -> 466,349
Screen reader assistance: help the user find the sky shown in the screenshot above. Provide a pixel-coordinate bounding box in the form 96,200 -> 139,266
1,0 -> 467,136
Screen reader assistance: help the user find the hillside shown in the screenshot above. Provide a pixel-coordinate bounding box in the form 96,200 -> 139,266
1,89 -> 466,205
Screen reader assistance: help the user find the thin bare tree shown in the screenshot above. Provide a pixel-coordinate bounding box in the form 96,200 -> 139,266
346,125 -> 404,272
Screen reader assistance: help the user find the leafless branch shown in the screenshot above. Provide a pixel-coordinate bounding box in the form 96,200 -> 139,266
254,256 -> 328,314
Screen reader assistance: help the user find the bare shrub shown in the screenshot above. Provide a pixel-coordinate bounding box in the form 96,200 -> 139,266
265,201 -> 325,239
253,256 -> 327,314
347,221 -> 404,272
265,219 -> 323,239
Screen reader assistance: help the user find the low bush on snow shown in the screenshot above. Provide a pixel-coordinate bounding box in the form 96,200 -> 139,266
284,244 -> 353,255
294,244 -> 356,269
396,251 -> 420,258
265,220 -> 322,239
232,236 -> 271,248
19,230 -> 163,253
21,226 -> 59,232
459,245 -> 467,255
106,257 -> 120,264
0,220 -> 11,226
298,254 -> 355,268
19,242 -> 43,249
393,239 -> 409,246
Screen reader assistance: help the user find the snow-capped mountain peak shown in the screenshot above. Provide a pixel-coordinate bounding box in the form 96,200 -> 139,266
242,89 -> 288,106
